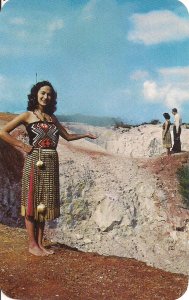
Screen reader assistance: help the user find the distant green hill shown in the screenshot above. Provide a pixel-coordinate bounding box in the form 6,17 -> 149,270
57,113 -> 122,127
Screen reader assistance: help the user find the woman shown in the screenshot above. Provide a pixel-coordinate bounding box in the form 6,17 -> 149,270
0,81 -> 97,256
162,112 -> 172,156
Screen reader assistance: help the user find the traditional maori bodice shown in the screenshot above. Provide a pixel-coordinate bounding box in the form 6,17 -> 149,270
26,121 -> 59,149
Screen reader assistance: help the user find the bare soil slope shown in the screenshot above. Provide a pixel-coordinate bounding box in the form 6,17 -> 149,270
0,224 -> 188,300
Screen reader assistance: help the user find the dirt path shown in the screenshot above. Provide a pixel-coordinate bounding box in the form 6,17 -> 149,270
0,224 -> 188,300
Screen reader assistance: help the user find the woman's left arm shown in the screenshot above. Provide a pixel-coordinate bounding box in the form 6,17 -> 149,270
163,121 -> 168,139
52,115 -> 97,141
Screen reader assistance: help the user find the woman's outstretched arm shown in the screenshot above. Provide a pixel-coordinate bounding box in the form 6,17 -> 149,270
52,115 -> 97,141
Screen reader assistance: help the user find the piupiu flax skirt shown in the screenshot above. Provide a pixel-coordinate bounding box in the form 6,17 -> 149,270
21,148 -> 60,222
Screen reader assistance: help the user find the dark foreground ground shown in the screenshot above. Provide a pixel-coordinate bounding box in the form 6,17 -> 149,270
0,224 -> 188,300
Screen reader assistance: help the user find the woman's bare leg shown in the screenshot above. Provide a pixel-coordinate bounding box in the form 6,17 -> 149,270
25,217 -> 45,256
37,221 -> 54,255
167,148 -> 171,156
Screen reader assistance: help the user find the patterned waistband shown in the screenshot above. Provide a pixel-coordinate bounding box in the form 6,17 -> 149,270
32,148 -> 57,152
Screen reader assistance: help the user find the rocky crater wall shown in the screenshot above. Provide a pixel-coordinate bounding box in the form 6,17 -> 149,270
66,123 -> 189,158
0,124 -> 189,275
47,139 -> 189,275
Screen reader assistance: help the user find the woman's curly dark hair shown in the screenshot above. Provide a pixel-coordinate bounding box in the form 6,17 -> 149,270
163,112 -> 170,120
27,81 -> 57,115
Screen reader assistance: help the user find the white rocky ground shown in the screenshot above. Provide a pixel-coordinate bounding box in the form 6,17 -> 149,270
65,122 -> 189,157
46,123 -> 189,275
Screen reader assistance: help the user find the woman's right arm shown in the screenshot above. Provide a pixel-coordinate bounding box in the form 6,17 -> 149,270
0,112 -> 32,153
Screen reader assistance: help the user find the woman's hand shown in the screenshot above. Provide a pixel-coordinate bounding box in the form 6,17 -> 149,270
86,133 -> 98,139
21,143 -> 33,153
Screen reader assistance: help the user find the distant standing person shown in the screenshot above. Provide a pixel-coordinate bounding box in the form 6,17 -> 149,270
171,108 -> 182,153
162,113 -> 172,156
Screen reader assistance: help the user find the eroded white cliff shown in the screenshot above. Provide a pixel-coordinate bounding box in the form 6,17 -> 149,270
0,123 -> 189,275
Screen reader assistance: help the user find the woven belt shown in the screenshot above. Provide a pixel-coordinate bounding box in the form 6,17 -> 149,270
32,148 -> 56,151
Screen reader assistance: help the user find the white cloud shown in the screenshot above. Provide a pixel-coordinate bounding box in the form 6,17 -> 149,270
143,67 -> 189,109
143,81 -> 159,100
128,10 -> 189,45
0,16 -> 65,55
48,19 -> 64,33
45,19 -> 64,44
81,0 -> 124,24
159,66 -> 189,81
81,0 -> 99,21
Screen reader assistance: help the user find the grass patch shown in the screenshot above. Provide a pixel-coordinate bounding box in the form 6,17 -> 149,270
177,165 -> 189,209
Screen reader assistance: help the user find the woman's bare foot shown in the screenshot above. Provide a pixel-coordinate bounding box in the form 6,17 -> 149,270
39,245 -> 54,255
29,246 -> 45,256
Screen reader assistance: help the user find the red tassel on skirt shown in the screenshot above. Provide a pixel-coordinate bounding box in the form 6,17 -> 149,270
27,164 -> 34,216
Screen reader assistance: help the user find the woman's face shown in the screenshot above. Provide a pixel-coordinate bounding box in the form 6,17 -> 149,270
37,85 -> 52,108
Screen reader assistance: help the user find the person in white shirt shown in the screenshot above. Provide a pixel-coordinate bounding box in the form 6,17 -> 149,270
171,108 -> 182,153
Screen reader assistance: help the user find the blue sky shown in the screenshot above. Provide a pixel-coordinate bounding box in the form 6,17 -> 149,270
0,0 -> 189,124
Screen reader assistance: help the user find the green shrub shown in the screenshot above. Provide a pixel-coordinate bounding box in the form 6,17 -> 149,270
113,121 -> 132,129
177,165 -> 189,209
149,119 -> 161,125
138,119 -> 161,126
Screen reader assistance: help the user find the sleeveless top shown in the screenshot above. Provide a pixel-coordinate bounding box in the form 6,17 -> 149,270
162,121 -> 171,131
26,121 -> 59,149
